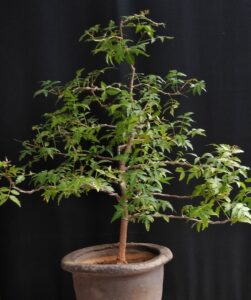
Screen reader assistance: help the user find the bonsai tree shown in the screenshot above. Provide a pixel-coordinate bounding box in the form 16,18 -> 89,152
1,11 -> 251,264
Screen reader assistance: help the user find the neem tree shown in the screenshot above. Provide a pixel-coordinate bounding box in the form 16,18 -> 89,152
1,11 -> 251,263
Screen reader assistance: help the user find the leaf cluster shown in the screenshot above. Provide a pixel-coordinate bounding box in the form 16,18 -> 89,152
0,159 -> 25,207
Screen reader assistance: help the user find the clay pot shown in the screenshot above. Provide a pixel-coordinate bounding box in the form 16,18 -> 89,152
61,243 -> 173,300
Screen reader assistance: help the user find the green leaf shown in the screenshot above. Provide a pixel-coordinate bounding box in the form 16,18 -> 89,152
9,195 -> 21,207
11,189 -> 20,196
145,220 -> 151,231
179,171 -> 185,181
111,205 -> 124,222
16,175 -> 25,184
125,51 -> 135,65
163,215 -> 170,222
106,87 -> 121,96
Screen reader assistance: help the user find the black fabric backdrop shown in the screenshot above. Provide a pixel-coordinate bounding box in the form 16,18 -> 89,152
1,1 -> 251,299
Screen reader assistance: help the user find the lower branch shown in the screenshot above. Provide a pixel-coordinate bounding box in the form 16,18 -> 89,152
13,186 -> 43,194
164,214 -> 230,225
3,175 -> 42,194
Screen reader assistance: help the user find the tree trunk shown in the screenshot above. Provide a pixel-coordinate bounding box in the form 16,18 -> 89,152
117,64 -> 136,264
117,217 -> 129,263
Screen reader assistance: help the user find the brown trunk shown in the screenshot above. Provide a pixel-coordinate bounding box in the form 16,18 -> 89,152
117,217 -> 129,263
117,64 -> 136,264
117,162 -> 129,264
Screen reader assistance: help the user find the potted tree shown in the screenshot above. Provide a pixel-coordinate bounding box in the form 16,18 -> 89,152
1,11 -> 251,300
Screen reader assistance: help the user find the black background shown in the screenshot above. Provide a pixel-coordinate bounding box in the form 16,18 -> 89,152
1,1 -> 251,299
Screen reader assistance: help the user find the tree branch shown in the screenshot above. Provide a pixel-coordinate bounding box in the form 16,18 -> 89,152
125,158 -> 194,171
3,175 -> 43,194
158,214 -> 230,225
119,20 -> 124,39
13,186 -> 43,194
100,189 -> 120,201
100,124 -> 116,129
93,155 -> 117,162
129,65 -> 136,95
57,151 -> 117,162
152,193 -> 193,200
163,160 -> 193,168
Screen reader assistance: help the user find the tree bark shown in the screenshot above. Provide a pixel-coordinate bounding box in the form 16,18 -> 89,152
117,161 -> 129,264
117,216 -> 129,263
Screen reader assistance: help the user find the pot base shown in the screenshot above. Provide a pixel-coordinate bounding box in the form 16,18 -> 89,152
73,264 -> 164,300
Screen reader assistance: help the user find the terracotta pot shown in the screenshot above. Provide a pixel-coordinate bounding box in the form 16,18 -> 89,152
61,243 -> 173,300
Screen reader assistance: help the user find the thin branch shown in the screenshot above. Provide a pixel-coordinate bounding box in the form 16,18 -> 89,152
124,136 -> 134,156
13,186 -> 43,195
73,86 -> 103,93
158,214 -> 230,225
57,151 -> 117,162
126,160 -> 193,171
100,189 -> 120,201
129,212 -> 230,225
94,155 -> 117,162
134,81 -> 193,97
152,193 -> 193,200
3,175 -> 42,195
129,65 -> 136,95
134,83 -> 180,97
119,20 -> 124,39
118,139 -> 145,155
163,160 -> 193,168
126,164 -> 142,170
208,219 -> 230,225
5,171 -> 120,201
100,124 -> 116,129
122,13 -> 164,28
118,144 -> 127,154
90,35 -> 123,42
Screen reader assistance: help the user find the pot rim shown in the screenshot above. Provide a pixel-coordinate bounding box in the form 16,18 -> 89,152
61,242 -> 173,275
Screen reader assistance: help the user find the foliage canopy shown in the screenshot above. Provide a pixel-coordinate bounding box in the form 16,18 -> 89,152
1,11 -> 251,232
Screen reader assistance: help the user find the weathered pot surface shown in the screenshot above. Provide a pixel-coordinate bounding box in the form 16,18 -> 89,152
62,243 -> 173,300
